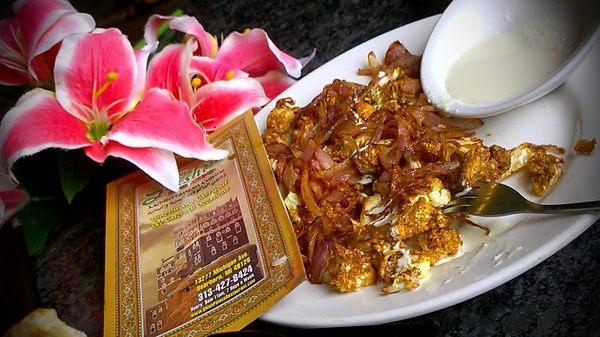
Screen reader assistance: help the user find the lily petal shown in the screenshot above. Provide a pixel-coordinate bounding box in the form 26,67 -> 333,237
169,16 -> 218,57
144,15 -> 218,58
0,189 -> 28,210
0,88 -> 90,170
0,19 -> 28,85
190,56 -> 248,83
12,0 -> 75,56
130,40 -> 157,113
0,63 -> 28,85
109,88 -> 227,161
0,171 -> 17,191
0,188 -> 28,224
299,48 -> 316,67
255,70 -> 296,99
0,19 -> 21,55
54,28 -> 139,122
82,141 -> 107,164
146,41 -> 194,106
142,14 -> 171,47
87,141 -> 181,191
28,43 -> 59,85
13,0 -> 94,81
28,11 -> 95,82
192,78 -> 269,131
217,29 -> 302,78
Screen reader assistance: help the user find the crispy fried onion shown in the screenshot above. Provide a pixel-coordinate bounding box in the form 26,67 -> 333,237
262,40 -> 563,294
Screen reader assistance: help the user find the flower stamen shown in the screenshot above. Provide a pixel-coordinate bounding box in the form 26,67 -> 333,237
94,71 -> 119,99
192,77 -> 202,88
87,118 -> 111,142
225,70 -> 235,80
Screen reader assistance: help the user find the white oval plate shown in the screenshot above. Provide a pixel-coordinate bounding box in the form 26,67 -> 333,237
254,15 -> 600,328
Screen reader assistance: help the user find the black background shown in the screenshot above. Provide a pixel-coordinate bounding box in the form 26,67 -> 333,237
1,1 -> 599,336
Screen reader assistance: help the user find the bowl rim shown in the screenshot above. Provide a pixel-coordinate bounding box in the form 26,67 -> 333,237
420,0 -> 600,118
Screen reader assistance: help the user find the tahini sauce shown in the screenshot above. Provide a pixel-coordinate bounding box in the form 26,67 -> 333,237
445,28 -> 571,104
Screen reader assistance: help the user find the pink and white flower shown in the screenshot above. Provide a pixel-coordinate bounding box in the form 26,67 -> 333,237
144,15 -> 313,131
144,15 -> 218,58
146,39 -> 270,131
0,0 -> 95,86
0,28 -> 226,191
213,27 -> 315,98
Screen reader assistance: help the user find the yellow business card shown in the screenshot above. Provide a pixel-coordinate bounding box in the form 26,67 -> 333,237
104,111 -> 304,336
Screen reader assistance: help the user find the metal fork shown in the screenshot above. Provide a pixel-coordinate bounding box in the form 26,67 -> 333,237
443,182 -> 600,217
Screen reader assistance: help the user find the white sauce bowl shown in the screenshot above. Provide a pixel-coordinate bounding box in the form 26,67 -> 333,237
421,0 -> 600,118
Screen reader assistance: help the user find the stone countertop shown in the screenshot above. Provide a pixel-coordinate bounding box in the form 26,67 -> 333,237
29,0 -> 600,336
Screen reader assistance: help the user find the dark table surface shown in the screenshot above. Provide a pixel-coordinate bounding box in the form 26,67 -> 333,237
6,0 -> 600,336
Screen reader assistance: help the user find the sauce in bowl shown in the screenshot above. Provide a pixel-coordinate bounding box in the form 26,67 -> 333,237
445,27 -> 571,104
420,0 -> 600,117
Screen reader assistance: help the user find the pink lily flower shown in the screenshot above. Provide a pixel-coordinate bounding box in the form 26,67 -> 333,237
213,26 -> 315,99
144,16 -> 313,129
146,38 -> 270,132
144,15 -> 218,58
0,28 -> 226,191
0,0 -> 95,86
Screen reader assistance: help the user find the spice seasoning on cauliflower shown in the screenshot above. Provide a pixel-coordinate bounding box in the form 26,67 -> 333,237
574,138 -> 596,156
263,41 -> 564,293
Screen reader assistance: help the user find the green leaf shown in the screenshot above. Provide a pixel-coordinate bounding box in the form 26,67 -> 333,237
59,151 -> 98,203
17,197 -> 64,255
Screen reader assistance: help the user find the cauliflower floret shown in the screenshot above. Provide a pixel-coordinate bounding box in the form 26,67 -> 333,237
283,192 -> 302,223
456,136 -> 480,150
395,248 -> 413,274
415,260 -> 431,279
509,145 -> 531,173
354,145 -> 380,174
405,178 -> 450,208
505,143 -> 564,196
461,144 -> 510,185
382,267 -> 420,293
413,227 -> 462,266
427,178 -> 451,207
324,244 -> 376,292
354,101 -> 376,120
361,193 -> 384,224
574,138 -> 596,155
262,98 -> 297,145
392,179 -> 451,240
527,149 -> 562,196
269,157 -> 278,171
379,248 -> 431,293
408,158 -> 422,169
393,197 -> 439,240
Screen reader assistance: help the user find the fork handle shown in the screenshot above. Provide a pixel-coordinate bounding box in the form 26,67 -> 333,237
528,200 -> 600,214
